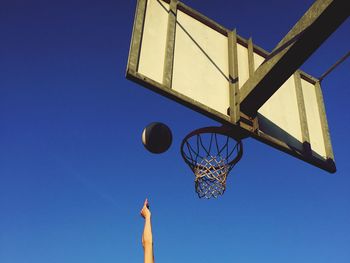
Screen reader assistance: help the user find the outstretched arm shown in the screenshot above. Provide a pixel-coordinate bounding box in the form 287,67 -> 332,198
140,199 -> 154,263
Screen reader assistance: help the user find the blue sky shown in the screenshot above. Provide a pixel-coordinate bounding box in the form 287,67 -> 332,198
0,0 -> 349,262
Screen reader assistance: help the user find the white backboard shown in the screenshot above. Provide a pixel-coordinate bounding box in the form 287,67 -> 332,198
127,0 -> 335,173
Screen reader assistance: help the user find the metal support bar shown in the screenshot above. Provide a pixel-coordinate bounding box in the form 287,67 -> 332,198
163,0 -> 178,88
294,71 -> 311,154
315,81 -> 335,162
228,30 -> 240,124
127,0 -> 148,74
239,0 -> 349,117
247,37 -> 255,77
319,50 -> 350,82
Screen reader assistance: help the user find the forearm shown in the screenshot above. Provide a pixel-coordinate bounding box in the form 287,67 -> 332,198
142,216 -> 153,246
142,216 -> 154,263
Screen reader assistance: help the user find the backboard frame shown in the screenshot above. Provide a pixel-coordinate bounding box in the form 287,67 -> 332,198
126,0 -> 336,173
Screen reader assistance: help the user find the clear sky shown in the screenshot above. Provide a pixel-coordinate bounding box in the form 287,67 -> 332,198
0,0 -> 349,263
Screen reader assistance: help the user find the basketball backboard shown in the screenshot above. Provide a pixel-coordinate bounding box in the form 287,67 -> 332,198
126,0 -> 336,173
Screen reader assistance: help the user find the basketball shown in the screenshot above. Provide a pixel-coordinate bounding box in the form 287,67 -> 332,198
142,122 -> 173,154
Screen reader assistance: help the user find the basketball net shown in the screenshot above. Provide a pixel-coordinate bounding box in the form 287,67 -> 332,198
181,127 -> 243,199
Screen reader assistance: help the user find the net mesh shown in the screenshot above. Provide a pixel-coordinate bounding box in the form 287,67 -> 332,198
182,131 -> 243,199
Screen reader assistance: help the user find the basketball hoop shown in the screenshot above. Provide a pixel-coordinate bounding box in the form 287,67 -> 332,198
181,126 -> 244,199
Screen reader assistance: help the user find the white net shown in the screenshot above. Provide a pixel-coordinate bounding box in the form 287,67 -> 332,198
181,129 -> 243,199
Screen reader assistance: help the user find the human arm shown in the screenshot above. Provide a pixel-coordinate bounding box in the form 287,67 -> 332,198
140,199 -> 154,263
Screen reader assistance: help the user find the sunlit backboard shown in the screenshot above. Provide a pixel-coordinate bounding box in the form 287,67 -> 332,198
126,0 -> 336,173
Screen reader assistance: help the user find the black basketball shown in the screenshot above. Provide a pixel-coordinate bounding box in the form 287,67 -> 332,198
142,122 -> 173,154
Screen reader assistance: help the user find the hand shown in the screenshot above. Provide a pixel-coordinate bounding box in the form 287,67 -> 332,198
140,198 -> 151,219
